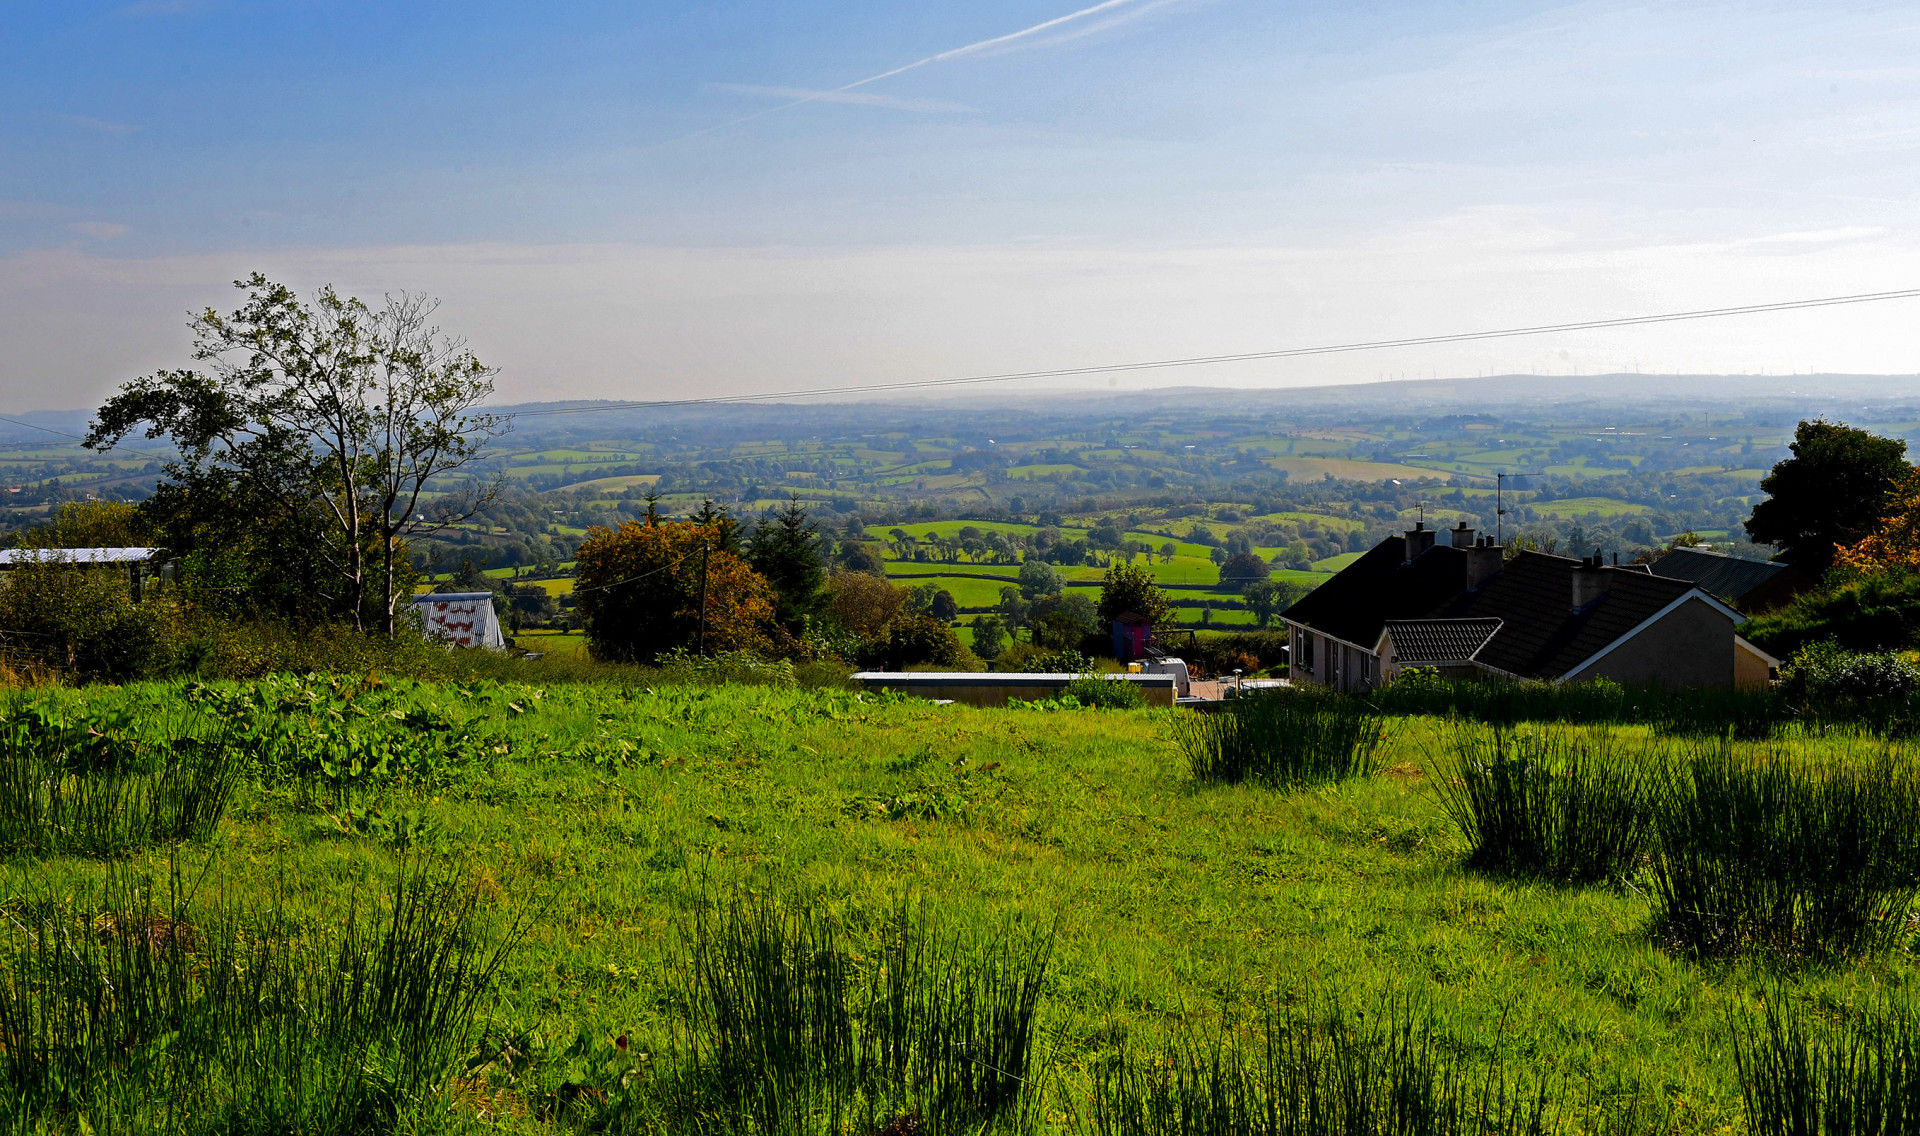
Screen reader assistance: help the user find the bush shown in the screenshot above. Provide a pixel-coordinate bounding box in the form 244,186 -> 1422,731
1735,995 -> 1920,1136
0,703 -> 242,857
993,644 -> 1096,674
1061,675 -> 1147,709
1177,689 -> 1384,787
1781,642 -> 1920,704
1433,725 -> 1657,883
0,867 -> 517,1131
1651,737 -> 1920,960
0,558 -> 174,681
653,892 -> 1051,1136
1091,997 -> 1560,1136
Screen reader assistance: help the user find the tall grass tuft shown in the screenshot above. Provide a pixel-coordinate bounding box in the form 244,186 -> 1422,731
1735,995 -> 1920,1135
1652,737 -> 1920,960
1178,690 -> 1384,787
1089,998 -> 1552,1136
1432,726 -> 1658,883
660,892 -> 1052,1135
0,863 -> 518,1133
0,706 -> 241,856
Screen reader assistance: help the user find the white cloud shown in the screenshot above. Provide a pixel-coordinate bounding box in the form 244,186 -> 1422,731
708,84 -> 977,115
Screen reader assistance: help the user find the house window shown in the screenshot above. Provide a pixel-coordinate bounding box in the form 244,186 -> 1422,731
1361,654 -> 1373,685
1301,633 -> 1315,673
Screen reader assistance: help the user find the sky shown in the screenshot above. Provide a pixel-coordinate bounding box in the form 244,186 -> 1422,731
3,0 -> 1920,412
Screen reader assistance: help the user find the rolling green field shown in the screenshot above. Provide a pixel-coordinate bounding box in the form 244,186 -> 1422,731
3,676 -> 1904,1132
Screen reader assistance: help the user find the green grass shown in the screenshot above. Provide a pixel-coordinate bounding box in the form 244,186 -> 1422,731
7,678 -> 1920,1131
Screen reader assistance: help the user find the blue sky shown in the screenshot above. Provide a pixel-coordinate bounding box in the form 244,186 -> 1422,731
4,1 -> 1920,408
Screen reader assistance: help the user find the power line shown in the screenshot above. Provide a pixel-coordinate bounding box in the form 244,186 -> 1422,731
0,414 -> 173,462
510,287 -> 1920,419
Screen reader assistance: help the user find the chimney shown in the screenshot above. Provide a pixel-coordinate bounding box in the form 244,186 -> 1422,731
1404,521 -> 1435,563
1571,553 -> 1611,610
1448,520 -> 1475,548
1465,536 -> 1503,587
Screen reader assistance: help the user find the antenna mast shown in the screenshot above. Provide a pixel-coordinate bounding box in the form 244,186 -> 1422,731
1496,472 -> 1507,545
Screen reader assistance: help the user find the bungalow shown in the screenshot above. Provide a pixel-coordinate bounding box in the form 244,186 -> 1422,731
1646,545 -> 1812,613
1281,521 -> 1775,691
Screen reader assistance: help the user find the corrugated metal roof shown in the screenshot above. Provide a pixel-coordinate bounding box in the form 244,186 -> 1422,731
0,547 -> 158,565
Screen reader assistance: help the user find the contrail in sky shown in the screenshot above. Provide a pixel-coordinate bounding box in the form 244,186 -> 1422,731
665,0 -> 1167,145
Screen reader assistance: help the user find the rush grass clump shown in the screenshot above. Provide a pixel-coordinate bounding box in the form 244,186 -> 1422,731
0,704 -> 241,856
655,892 -> 1052,1135
1432,725 -> 1659,883
1178,690 -> 1384,788
1734,994 -> 1920,1136
0,865 -> 518,1133
1089,998 -> 1555,1136
1651,736 -> 1920,960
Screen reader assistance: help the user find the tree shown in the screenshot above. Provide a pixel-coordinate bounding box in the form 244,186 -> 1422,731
997,586 -> 1030,632
1159,541 -> 1177,563
824,571 -> 906,640
747,495 -> 825,633
1218,550 -> 1271,592
11,501 -> 151,550
85,273 -> 505,633
1244,579 -> 1282,628
1097,560 -> 1173,631
971,614 -> 1008,660
1017,558 -> 1063,602
837,541 -> 887,576
1835,470 -> 1920,576
1029,592 -> 1097,649
1746,420 -> 1910,571
574,517 -> 783,662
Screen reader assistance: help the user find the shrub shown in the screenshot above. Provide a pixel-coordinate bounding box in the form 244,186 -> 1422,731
0,866 -> 518,1131
1734,995 -> 1920,1136
1432,725 -> 1657,883
1090,997 -> 1556,1136
0,703 -> 240,857
1781,642 -> 1920,704
0,557 -> 174,681
1651,737 -> 1920,960
994,644 -> 1096,674
1062,675 -> 1148,709
1178,689 -> 1384,787
653,892 -> 1051,1135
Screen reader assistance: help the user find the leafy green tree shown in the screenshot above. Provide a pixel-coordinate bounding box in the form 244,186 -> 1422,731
12,502 -> 151,550
1243,579 -> 1281,628
970,614 -> 1008,661
1017,558 -> 1063,601
85,273 -> 505,634
1097,560 -> 1173,631
1030,592 -> 1097,649
1218,550 -> 1271,592
747,495 -> 825,633
1747,420 -> 1911,571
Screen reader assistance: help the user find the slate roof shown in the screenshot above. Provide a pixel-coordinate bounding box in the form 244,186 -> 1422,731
1384,618 -> 1503,664
1279,535 -> 1471,648
1649,547 -> 1799,606
1427,552 -> 1703,679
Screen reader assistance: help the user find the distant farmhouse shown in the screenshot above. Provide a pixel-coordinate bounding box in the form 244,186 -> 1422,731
1281,522 -> 1776,691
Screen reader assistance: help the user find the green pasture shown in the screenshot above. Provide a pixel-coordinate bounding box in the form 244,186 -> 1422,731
1530,496 -> 1654,518
6,676 -> 1898,1131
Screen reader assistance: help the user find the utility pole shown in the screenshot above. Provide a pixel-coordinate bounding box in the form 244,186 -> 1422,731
697,541 -> 711,657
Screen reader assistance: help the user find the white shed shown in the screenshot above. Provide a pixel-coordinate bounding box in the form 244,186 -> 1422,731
413,591 -> 505,650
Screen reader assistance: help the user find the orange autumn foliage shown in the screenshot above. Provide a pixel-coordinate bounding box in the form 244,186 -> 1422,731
574,518 -> 788,663
1834,468 -> 1920,576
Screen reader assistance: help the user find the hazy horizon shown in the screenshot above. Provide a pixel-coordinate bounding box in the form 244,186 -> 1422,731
6,2 -> 1920,411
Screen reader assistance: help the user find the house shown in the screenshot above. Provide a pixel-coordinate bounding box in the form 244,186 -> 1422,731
1647,545 -> 1812,613
1281,521 -> 1774,691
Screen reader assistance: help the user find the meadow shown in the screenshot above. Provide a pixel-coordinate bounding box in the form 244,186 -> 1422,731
4,674 -> 1917,1134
